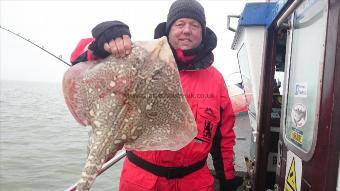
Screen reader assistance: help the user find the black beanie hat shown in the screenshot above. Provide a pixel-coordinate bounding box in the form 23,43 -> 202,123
166,0 -> 206,36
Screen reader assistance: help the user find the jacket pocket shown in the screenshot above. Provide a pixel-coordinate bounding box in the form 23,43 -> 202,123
195,103 -> 220,143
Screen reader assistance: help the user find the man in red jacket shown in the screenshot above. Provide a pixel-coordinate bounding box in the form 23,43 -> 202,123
70,0 -> 243,190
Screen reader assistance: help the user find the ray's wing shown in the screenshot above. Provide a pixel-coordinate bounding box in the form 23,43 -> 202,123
125,55 -> 197,151
122,37 -> 197,151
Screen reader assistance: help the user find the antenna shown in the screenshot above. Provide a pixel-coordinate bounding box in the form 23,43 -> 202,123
0,25 -> 71,67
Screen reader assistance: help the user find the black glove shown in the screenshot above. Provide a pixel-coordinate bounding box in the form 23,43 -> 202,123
89,21 -> 131,58
219,176 -> 244,191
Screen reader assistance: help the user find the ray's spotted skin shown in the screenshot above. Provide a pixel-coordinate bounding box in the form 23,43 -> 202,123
62,37 -> 197,191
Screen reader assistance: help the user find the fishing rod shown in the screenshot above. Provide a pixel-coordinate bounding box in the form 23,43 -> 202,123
0,25 -> 71,67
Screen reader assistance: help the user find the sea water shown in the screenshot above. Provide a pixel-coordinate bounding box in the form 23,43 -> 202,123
0,80 -> 123,191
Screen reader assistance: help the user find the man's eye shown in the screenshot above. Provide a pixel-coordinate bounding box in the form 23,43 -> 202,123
192,24 -> 200,29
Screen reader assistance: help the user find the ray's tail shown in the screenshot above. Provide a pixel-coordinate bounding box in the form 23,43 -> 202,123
75,128 -> 119,191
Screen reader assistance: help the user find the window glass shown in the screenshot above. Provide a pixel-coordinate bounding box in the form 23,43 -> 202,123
283,0 -> 327,155
237,45 -> 256,117
237,44 -> 257,160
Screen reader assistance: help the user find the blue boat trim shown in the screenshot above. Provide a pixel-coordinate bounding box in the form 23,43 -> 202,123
231,0 -> 295,50
239,3 -> 277,26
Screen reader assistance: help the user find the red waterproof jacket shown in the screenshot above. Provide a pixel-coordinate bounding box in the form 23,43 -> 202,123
70,23 -> 236,191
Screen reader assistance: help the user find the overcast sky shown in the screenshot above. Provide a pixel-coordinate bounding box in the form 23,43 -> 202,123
0,0 -> 262,83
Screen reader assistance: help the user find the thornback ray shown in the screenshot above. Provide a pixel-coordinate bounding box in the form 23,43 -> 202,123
62,37 -> 197,191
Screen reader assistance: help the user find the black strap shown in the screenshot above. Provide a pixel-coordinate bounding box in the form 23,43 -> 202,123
126,151 -> 207,179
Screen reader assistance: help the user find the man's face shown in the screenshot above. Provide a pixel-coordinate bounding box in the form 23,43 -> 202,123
168,18 -> 203,50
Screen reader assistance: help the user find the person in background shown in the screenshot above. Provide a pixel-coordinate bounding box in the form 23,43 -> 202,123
70,0 -> 243,190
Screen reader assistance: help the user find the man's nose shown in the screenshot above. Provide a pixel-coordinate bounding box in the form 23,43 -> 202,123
182,24 -> 191,34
